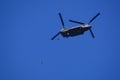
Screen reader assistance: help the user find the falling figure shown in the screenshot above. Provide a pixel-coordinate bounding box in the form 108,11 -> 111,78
41,59 -> 43,64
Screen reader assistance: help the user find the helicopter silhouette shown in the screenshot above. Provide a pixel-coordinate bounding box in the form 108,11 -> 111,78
51,13 -> 100,40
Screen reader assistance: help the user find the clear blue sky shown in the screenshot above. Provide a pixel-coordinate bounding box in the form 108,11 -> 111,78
0,0 -> 120,80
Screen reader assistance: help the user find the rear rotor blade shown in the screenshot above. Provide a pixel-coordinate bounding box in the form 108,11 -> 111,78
88,13 -> 100,24
59,13 -> 65,28
69,20 -> 85,25
89,29 -> 95,38
51,32 -> 60,40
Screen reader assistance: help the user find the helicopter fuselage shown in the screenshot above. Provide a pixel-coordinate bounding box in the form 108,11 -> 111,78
60,24 -> 91,37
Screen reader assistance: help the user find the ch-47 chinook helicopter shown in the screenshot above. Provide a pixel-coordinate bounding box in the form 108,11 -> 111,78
51,13 -> 100,40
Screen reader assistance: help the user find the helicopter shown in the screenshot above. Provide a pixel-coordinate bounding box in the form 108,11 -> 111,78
51,13 -> 100,40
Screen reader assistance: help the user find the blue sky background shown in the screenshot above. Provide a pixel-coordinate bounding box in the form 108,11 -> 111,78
0,0 -> 120,80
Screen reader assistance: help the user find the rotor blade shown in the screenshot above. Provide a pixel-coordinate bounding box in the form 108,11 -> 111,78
69,20 -> 85,25
51,32 -> 60,40
88,13 -> 100,24
89,29 -> 95,38
59,13 -> 65,28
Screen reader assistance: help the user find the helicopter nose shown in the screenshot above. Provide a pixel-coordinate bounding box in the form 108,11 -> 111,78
83,26 -> 91,31
86,26 -> 91,29
89,26 -> 92,29
88,26 -> 92,30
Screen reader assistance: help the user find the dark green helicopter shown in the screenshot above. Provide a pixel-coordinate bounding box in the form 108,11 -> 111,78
51,13 -> 100,40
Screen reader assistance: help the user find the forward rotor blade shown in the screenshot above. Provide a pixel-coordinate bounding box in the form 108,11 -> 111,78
69,20 -> 85,25
59,13 -> 65,28
89,29 -> 95,38
51,32 -> 60,40
88,13 -> 100,24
